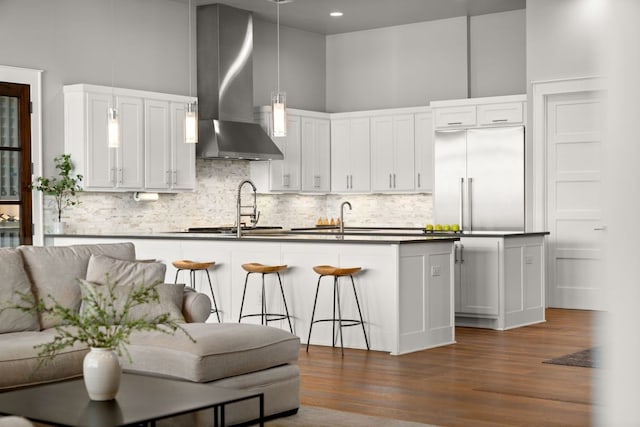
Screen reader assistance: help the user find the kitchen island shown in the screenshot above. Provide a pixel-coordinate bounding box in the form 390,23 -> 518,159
47,232 -> 458,355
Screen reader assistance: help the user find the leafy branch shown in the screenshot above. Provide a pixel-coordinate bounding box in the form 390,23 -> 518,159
32,154 -> 83,222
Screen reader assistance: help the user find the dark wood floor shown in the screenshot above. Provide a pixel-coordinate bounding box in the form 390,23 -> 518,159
299,309 -> 598,426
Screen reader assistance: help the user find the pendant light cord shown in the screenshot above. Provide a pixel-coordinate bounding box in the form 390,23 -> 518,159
276,0 -> 280,93
188,0 -> 192,98
111,0 -> 115,103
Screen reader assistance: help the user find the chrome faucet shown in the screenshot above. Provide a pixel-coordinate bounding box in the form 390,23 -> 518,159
340,201 -> 352,234
237,179 -> 260,238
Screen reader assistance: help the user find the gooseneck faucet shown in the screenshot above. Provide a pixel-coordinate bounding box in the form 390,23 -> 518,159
340,201 -> 352,234
237,179 -> 260,238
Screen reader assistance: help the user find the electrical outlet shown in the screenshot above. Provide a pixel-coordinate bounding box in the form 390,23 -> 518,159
525,256 -> 534,265
431,265 -> 441,276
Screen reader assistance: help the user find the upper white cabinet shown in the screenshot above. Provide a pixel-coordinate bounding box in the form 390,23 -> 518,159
144,100 -> 196,192
414,111 -> 434,192
370,114 -> 415,192
64,84 -> 196,193
331,117 -> 370,193
301,117 -> 331,193
431,95 -> 526,130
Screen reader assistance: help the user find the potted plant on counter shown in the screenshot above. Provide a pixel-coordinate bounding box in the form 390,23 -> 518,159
32,153 -> 83,234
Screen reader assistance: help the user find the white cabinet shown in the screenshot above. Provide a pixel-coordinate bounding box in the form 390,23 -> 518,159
431,95 -> 526,130
301,117 -> 330,193
370,114 -> 415,192
64,84 -> 195,193
477,102 -> 524,125
270,115 -> 301,191
454,234 -> 546,330
414,112 -> 434,192
144,100 -> 196,192
331,117 -> 370,192
434,105 -> 476,129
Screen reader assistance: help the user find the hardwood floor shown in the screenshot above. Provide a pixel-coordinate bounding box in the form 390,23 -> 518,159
299,309 -> 599,426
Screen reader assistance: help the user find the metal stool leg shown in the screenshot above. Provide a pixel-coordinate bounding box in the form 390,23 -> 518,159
306,274 -> 323,352
190,269 -> 197,290
238,272 -> 251,322
261,273 -> 267,326
276,272 -> 294,333
205,269 -> 221,323
350,275 -> 369,350
174,269 -> 181,284
335,276 -> 345,356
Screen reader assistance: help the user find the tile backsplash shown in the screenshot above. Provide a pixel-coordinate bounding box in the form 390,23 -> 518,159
44,160 -> 433,234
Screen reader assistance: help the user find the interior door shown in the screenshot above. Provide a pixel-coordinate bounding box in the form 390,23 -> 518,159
0,82 -> 32,247
547,91 -> 605,310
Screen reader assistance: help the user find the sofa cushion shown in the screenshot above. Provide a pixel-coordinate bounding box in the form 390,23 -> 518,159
18,243 -> 136,329
79,279 -> 185,323
86,254 -> 166,288
0,330 -> 87,391
0,249 -> 39,333
123,323 -> 300,383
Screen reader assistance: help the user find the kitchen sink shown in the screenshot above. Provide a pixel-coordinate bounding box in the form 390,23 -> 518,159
186,226 -> 284,234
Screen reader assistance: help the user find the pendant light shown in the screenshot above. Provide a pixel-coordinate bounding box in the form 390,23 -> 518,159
185,0 -> 198,144
271,0 -> 286,137
108,0 -> 120,148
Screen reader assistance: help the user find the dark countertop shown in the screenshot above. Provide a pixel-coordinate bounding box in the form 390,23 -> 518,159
288,227 -> 550,238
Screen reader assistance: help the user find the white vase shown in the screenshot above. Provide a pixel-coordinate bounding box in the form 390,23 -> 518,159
83,347 -> 122,401
51,221 -> 65,234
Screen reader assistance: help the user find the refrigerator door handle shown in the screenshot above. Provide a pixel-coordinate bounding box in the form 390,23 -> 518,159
468,177 -> 473,232
459,244 -> 464,264
459,177 -> 464,230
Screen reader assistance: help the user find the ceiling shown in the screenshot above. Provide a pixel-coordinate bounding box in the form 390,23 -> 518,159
195,0 -> 526,35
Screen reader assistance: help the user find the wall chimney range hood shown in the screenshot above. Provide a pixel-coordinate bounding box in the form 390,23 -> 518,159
196,4 -> 283,161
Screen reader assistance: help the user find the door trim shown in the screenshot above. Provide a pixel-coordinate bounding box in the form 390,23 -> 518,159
0,65 -> 43,245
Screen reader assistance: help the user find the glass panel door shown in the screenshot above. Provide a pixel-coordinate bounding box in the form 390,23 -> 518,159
0,83 -> 32,247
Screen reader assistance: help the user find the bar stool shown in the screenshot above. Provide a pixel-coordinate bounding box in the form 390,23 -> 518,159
238,263 -> 293,333
306,265 -> 370,355
173,260 -> 221,322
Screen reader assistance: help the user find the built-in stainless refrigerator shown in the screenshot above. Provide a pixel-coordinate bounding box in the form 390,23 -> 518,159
433,126 -> 524,231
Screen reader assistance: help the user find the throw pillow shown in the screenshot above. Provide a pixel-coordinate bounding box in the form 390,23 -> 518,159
0,248 -> 40,333
86,255 -> 166,288
79,279 -> 186,323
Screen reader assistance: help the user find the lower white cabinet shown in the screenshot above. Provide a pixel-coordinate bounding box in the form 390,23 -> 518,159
454,234 -> 546,330
64,84 -> 195,193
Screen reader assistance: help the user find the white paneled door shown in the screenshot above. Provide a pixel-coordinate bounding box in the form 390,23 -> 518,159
547,91 -> 605,310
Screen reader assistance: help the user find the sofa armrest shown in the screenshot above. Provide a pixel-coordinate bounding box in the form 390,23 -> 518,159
0,417 -> 34,427
182,288 -> 212,323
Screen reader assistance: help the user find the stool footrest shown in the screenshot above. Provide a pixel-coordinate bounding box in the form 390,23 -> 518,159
240,313 -> 290,322
310,319 -> 363,328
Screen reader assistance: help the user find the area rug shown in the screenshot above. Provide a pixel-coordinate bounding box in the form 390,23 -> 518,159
543,347 -> 600,368
265,406 -> 437,427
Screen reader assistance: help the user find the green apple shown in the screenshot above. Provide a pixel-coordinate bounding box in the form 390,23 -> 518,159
451,224 -> 460,232
443,224 -> 451,231
434,224 -> 443,231
425,224 -> 434,232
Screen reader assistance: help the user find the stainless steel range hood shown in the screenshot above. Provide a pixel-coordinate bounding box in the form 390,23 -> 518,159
196,4 -> 283,160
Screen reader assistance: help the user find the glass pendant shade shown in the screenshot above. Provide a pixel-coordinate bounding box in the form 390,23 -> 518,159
185,102 -> 198,143
107,107 -> 120,148
271,92 -> 287,137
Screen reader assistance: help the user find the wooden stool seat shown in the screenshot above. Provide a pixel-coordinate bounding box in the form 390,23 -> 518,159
242,263 -> 288,274
172,260 -> 215,270
313,265 -> 361,277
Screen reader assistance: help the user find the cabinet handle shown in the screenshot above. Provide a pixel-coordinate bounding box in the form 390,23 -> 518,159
468,177 -> 473,232
448,122 -> 462,125
350,175 -> 353,189
173,170 -> 177,185
417,173 -> 421,188
166,170 -> 171,185
459,177 -> 464,230
110,167 -> 116,184
454,244 -> 458,264
315,175 -> 320,188
459,244 -> 464,264
393,173 -> 396,188
389,174 -> 392,188
118,168 -> 123,184
346,175 -> 349,189
492,119 -> 508,123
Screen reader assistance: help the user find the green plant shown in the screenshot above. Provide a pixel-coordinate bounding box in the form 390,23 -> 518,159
32,154 -> 83,222
11,279 -> 194,367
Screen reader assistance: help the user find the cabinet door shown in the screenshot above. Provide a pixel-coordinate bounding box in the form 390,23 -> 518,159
170,102 -> 196,191
115,96 -> 144,190
144,99 -> 171,191
370,116 -> 394,192
457,238 -> 500,317
434,106 -> 476,128
348,117 -> 370,192
330,119 -> 350,192
414,112 -> 434,192
477,102 -> 523,125
86,92 -> 116,189
301,117 -> 330,192
270,115 -> 300,191
392,114 -> 415,191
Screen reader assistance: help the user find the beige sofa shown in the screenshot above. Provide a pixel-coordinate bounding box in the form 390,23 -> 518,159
0,242 -> 300,426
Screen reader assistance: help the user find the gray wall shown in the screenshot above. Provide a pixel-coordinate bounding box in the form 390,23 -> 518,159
326,17 -> 469,113
253,18 -> 326,111
0,0 -> 193,175
470,10 -> 526,98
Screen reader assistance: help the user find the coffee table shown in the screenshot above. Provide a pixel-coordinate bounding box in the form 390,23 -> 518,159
0,373 -> 264,426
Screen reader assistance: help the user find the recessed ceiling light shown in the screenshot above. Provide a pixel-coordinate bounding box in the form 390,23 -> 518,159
330,11 -> 344,17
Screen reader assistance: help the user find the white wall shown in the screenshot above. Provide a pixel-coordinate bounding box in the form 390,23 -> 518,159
326,17 -> 469,113
0,0 -> 193,175
253,19 -> 326,111
470,10 -> 526,97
